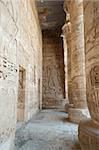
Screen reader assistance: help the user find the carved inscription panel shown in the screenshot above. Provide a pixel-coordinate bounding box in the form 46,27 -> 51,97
0,55 -> 17,143
87,65 -> 99,123
0,55 -> 17,82
90,66 -> 99,87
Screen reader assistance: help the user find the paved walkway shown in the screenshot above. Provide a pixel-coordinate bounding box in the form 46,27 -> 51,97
15,109 -> 81,150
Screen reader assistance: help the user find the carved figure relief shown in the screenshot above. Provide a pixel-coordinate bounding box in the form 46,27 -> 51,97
43,39 -> 65,108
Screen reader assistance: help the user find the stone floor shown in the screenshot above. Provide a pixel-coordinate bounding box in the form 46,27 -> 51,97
15,109 -> 81,150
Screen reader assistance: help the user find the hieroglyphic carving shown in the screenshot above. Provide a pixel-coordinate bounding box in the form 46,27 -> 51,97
87,65 -> 99,123
0,128 -> 15,144
0,55 -> 17,82
0,56 -> 17,143
90,66 -> 99,87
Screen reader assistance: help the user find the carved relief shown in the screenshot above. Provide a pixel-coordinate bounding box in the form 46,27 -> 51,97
0,55 -> 17,81
0,128 -> 15,144
0,56 -> 17,144
87,65 -> 99,123
43,37 -> 65,108
90,66 -> 99,87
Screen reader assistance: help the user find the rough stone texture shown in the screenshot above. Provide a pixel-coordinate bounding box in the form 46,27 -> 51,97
68,0 -> 87,108
0,0 -> 42,149
68,107 -> 90,124
84,1 -> 99,124
62,34 -> 68,102
78,1 -> 99,150
78,119 -> 99,150
36,1 -> 65,31
64,0 -> 89,123
42,31 -> 65,109
17,66 -> 26,122
62,12 -> 73,105
15,110 -> 81,150
67,31 -> 73,105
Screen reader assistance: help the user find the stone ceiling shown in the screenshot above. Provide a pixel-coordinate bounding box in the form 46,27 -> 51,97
36,0 -> 65,31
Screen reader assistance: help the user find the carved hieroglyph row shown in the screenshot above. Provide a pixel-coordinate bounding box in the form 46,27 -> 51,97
0,55 -> 17,82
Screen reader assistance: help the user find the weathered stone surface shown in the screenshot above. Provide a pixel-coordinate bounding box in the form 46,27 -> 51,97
62,4 -> 73,104
0,0 -> 99,149
84,1 -> 99,124
0,0 -> 42,149
15,110 -> 81,150
63,0 -> 89,123
17,66 -> 26,122
62,33 -> 68,102
68,107 -> 90,124
69,0 -> 87,109
78,1 -> 99,150
42,31 -> 65,109
78,119 -> 99,150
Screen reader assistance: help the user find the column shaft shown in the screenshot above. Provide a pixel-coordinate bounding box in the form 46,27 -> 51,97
64,0 -> 89,123
79,1 -> 99,149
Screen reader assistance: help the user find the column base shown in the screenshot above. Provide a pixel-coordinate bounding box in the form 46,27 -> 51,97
78,119 -> 99,150
68,107 -> 90,123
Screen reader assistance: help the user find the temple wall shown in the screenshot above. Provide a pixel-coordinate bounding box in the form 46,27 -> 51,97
0,0 -> 42,149
42,31 -> 65,109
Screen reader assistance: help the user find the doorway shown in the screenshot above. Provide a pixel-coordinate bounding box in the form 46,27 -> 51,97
17,66 -> 26,122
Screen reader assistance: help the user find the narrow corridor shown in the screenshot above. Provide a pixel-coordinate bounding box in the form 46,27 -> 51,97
0,0 -> 99,149
15,110 -> 81,150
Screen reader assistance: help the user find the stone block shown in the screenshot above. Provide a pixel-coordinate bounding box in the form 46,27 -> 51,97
68,107 -> 90,123
78,119 -> 99,150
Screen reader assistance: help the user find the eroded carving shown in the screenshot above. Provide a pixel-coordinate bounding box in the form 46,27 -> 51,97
0,55 -> 17,81
87,65 -> 99,123
0,128 -> 15,144
90,66 -> 99,87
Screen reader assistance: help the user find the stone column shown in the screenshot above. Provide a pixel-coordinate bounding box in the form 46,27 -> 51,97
62,20 -> 73,113
64,0 -> 89,123
62,26 -> 68,102
63,1 -> 73,106
78,1 -> 99,149
62,26 -> 69,112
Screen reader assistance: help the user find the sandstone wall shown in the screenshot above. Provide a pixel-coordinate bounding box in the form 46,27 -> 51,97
0,0 -> 42,149
42,31 -> 65,109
